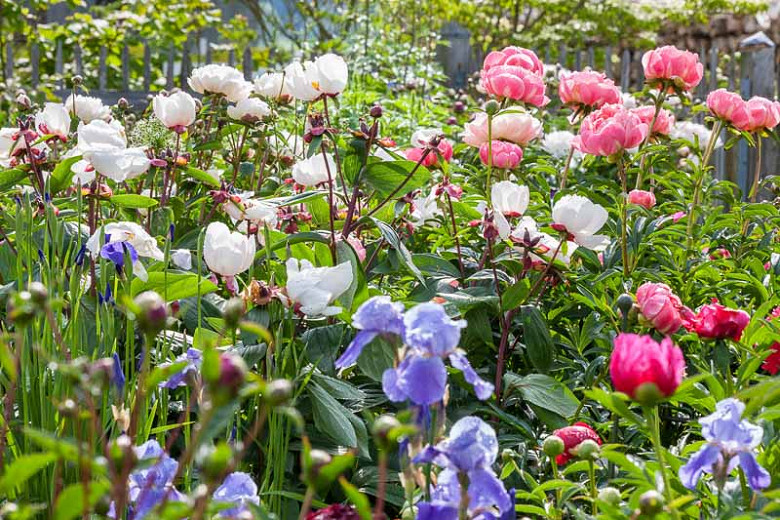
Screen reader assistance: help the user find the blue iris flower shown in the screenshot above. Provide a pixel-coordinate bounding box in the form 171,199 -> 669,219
679,398 -> 770,491
414,416 -> 512,520
158,348 -> 203,389
74,243 -> 87,266
335,296 -> 405,369
100,239 -> 139,275
111,352 -> 126,395
212,472 -> 260,518
98,282 -> 114,305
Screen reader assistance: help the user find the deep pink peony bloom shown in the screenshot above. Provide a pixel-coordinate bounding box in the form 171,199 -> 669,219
479,140 -> 523,169
481,66 -> 549,107
610,333 -> 685,401
762,307 -> 780,375
632,106 -> 675,136
552,422 -> 602,465
628,189 -> 657,209
558,70 -> 621,110
672,211 -> 686,223
636,282 -> 688,334
684,300 -> 751,341
707,89 -> 748,128
573,104 -> 648,156
735,96 -> 780,133
482,46 -> 544,76
641,46 -> 704,91
404,139 -> 453,167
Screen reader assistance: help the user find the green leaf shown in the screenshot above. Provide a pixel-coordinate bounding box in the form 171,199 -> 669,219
371,218 -> 424,282
362,160 -> 430,196
502,279 -> 531,311
109,194 -> 159,209
309,383 -> 358,448
131,271 -> 218,301
504,373 -> 579,418
356,336 -> 395,381
50,155 -> 82,193
0,167 -> 30,191
184,165 -> 221,187
520,305 -> 554,373
339,477 -> 373,520
54,480 -> 111,520
0,452 -> 58,494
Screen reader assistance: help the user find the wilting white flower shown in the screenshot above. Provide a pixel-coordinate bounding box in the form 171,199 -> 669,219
285,258 -> 353,317
552,194 -> 610,250
227,98 -> 272,122
0,128 -> 22,167
411,128 -> 442,148
254,72 -> 292,101
510,216 -> 540,241
492,181 -> 529,217
410,191 -> 442,227
153,91 -> 197,130
77,120 -> 149,182
284,54 -> 348,101
541,130 -> 582,161
188,64 -> 253,103
86,222 -> 165,280
203,222 -> 256,277
35,103 -> 71,140
463,112 -> 542,147
223,195 -> 278,228
171,249 -> 192,270
65,94 -> 111,122
291,154 -> 336,186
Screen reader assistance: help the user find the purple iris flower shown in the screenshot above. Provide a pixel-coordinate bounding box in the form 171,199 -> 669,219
98,282 -> 114,305
158,348 -> 203,389
679,398 -> 770,491
111,352 -> 126,395
213,472 -> 260,518
110,440 -> 184,520
335,296 -> 405,369
383,302 -> 494,403
100,239 -> 138,274
414,417 -> 512,520
74,243 -> 87,266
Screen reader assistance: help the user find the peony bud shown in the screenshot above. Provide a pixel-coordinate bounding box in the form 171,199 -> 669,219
370,104 -> 383,118
639,490 -> 664,516
264,379 -> 293,407
543,435 -> 565,458
573,439 -> 600,460
372,415 -> 401,449
598,487 -> 622,505
223,297 -> 246,329
484,100 -> 500,115
218,352 -> 248,397
133,291 -> 168,335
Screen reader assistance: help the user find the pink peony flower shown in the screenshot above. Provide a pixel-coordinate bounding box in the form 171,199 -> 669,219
735,96 -> 780,133
632,106 -> 675,136
558,70 -> 621,110
479,140 -> 523,169
628,189 -> 657,209
707,89 -> 748,128
404,139 -> 453,167
672,211 -> 686,223
684,300 -> 750,341
636,282 -> 688,334
610,333 -> 685,403
481,66 -> 549,107
463,112 -> 542,147
573,104 -> 648,156
482,46 -> 544,77
641,46 -> 704,91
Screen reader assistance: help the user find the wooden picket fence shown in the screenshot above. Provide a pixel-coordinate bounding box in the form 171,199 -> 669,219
5,25 -> 779,196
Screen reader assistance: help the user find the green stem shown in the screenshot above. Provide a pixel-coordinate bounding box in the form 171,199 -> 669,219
644,406 -> 679,520
298,486 -> 316,520
686,120 -> 722,252
749,134 -> 762,202
560,145 -> 575,191
588,459 -> 598,516
486,114 -> 494,204
551,458 -> 562,512
618,156 -> 630,279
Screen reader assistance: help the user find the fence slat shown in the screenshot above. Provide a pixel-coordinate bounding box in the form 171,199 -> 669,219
708,46 -> 719,93
243,47 -> 253,80
558,43 -> 567,68
620,49 -> 630,91
166,44 -> 175,90
98,46 -> 107,90
574,49 -> 581,71
587,46 -> 595,69
180,42 -> 190,89
205,35 -> 213,65
31,43 -> 39,88
74,45 -> 83,76
633,50 -> 643,90
228,49 -> 236,67
55,40 -> 63,90
143,41 -> 151,92
544,43 -> 551,65
122,43 -> 130,91
3,42 -> 11,80
604,46 -> 612,78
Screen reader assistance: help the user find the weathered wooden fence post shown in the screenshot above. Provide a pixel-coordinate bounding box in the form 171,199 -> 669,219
737,32 -> 777,199
437,22 -> 473,88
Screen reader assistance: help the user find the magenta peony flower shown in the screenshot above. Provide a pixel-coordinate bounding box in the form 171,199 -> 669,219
610,333 -> 685,404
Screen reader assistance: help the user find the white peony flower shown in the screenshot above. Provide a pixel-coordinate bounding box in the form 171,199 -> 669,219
410,191 -> 442,227
223,194 -> 278,228
541,130 -> 582,161
670,121 -> 722,150
532,233 -> 578,266
285,258 -> 353,317
77,120 -> 149,182
267,131 -> 304,158
153,91 -> 197,130
0,128 -> 22,167
203,222 -> 256,277
64,94 -> 111,122
491,181 -> 529,217
171,249 -> 192,270
291,154 -> 336,186
551,194 -> 610,250
254,72 -> 292,101
411,128 -> 441,148
510,216 -> 540,241
188,64 -> 253,103
284,61 -> 321,102
35,103 -> 71,140
77,120 -> 127,152
284,53 -> 348,102
227,98 -> 272,122
463,112 -> 542,147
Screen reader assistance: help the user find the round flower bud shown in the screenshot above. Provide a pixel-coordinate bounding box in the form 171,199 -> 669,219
633,381 -> 664,407
598,486 -> 621,505
223,297 -> 246,329
573,439 -> 600,460
118,97 -> 129,110
216,352 -> 248,399
134,291 -> 168,335
616,293 -> 634,316
304,449 -> 332,482
264,379 -> 293,407
94,495 -> 112,516
371,415 -> 401,449
8,291 -> 38,326
453,101 -> 466,113
447,117 -> 458,125
484,99 -> 500,115
28,282 -> 48,307
16,93 -> 31,109
639,490 -> 664,516
72,75 -> 83,86
196,442 -> 233,483
58,398 -> 78,418
542,435 -> 565,458
370,104 -> 383,118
